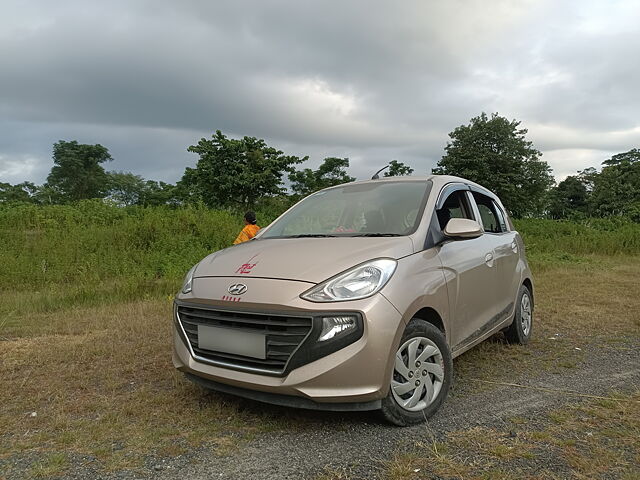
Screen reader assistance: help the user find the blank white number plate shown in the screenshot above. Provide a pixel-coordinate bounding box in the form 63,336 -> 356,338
197,325 -> 266,360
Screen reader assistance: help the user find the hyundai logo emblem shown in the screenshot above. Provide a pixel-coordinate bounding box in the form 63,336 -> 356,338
228,283 -> 248,295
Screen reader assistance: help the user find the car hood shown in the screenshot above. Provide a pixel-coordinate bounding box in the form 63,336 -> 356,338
194,237 -> 415,284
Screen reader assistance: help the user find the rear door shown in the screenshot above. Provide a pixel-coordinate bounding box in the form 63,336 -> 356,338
434,185 -> 499,350
470,191 -> 519,324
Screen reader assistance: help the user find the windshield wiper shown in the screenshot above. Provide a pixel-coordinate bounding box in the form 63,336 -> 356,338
284,233 -> 403,238
351,233 -> 403,237
287,234 -> 338,238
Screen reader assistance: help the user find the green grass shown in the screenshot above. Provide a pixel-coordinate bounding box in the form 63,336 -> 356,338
1,201 -> 239,289
514,217 -> 640,268
2,202 -> 637,291
28,453 -> 69,479
0,201 -> 290,319
1,201 -> 637,321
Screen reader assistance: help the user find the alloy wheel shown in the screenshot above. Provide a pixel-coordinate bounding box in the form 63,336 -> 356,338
521,293 -> 532,336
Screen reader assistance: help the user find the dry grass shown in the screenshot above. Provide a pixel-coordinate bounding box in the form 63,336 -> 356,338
0,298 -> 300,475
27,453 -> 69,478
384,391 -> 640,480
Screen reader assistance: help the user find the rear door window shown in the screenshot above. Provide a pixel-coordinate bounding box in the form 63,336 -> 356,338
472,192 -> 505,233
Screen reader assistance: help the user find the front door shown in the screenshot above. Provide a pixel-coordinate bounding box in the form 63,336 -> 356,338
434,188 -> 499,349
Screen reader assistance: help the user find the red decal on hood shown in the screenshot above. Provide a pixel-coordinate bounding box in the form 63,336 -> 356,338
236,254 -> 259,275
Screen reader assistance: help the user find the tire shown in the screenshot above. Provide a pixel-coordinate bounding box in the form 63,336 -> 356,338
380,320 -> 453,426
504,284 -> 533,345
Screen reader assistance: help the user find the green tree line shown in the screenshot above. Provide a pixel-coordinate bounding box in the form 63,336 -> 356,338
547,149 -> 640,220
1,114 -> 638,221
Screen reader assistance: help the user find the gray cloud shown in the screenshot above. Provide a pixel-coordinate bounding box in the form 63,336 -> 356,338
1,0 -> 639,186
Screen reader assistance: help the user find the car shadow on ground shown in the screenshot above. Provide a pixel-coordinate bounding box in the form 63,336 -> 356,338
200,387 -> 390,428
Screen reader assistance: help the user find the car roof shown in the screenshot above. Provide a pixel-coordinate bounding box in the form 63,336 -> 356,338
323,175 -> 499,200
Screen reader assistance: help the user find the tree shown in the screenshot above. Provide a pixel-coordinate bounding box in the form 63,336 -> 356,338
432,113 -> 554,217
106,172 -> 146,206
32,185 -> 62,205
602,148 -> 640,167
106,172 -> 180,207
183,131 -> 306,208
576,167 -> 598,192
138,180 -> 179,206
0,182 -> 38,203
589,148 -> 640,218
384,160 -> 414,177
289,157 -> 355,195
548,176 -> 589,219
46,140 -> 112,202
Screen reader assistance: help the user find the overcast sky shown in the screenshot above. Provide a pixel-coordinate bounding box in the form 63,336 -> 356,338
1,0 -> 639,186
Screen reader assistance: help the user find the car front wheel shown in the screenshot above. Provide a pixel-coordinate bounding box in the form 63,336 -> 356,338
381,320 -> 453,426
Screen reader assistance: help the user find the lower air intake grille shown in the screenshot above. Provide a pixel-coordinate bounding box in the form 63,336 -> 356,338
177,305 -> 313,374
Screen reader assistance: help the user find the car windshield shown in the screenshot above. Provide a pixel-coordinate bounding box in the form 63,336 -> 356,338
261,180 -> 432,239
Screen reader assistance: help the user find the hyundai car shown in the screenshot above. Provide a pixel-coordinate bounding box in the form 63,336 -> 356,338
172,175 -> 534,425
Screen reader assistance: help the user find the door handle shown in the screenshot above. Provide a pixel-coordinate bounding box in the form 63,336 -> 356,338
484,252 -> 494,267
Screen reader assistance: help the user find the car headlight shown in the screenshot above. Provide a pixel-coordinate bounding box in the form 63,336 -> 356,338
181,264 -> 198,294
300,258 -> 397,302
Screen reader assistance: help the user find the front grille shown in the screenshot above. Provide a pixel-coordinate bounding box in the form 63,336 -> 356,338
177,305 -> 314,374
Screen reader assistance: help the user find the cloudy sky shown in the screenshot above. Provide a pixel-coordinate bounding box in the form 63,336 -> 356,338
1,0 -> 639,186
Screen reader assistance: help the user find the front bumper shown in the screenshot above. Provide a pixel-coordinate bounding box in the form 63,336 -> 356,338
172,276 -> 404,405
183,373 -> 382,411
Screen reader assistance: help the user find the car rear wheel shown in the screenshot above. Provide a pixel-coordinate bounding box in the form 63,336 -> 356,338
504,284 -> 533,345
381,320 -> 452,426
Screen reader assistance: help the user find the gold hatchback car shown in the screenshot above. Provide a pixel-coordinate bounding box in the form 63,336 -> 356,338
172,175 -> 534,425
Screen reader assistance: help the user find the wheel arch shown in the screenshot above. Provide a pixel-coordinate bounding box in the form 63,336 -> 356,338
409,306 -> 447,339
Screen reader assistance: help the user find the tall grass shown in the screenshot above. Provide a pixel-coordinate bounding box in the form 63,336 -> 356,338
514,217 -> 640,267
1,201 -> 238,288
1,201 -> 638,313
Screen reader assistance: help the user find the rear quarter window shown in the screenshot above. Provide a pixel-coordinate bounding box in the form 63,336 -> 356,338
472,192 -> 506,234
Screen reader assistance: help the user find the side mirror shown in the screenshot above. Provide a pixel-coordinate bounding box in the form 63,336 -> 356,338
443,218 -> 483,239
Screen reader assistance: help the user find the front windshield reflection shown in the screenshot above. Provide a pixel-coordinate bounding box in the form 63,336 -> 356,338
261,181 -> 432,238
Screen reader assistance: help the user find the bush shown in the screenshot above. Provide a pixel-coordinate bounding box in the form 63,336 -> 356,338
1,200 -> 240,290
514,217 -> 640,262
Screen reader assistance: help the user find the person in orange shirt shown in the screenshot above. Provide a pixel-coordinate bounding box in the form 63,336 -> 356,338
233,211 -> 260,245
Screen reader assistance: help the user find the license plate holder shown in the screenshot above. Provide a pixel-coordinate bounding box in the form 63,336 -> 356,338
197,325 -> 266,360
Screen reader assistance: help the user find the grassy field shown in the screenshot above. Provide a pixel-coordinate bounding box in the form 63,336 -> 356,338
0,200 -> 291,313
1,203 -> 639,477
